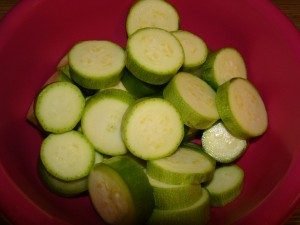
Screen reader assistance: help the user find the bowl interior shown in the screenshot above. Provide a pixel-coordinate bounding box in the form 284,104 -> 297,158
0,0 -> 300,224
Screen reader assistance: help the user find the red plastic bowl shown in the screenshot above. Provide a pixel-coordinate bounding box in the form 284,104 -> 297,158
0,0 -> 299,224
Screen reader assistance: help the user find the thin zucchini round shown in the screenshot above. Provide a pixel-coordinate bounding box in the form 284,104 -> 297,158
147,188 -> 210,225
122,98 -> 184,160
40,131 -> 95,181
216,78 -> 268,139
126,28 -> 184,85
82,89 -> 136,156
35,82 -> 85,133
69,40 -> 125,89
126,0 -> 179,36
202,122 -> 247,163
205,165 -> 244,206
201,47 -> 247,89
163,72 -> 219,129
147,147 -> 215,185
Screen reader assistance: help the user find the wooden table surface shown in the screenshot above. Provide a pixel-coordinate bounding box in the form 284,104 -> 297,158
0,0 -> 299,225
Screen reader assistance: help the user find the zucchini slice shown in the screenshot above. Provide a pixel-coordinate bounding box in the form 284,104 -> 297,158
126,0 -> 179,36
205,165 -> 244,206
147,189 -> 210,225
82,89 -> 136,156
122,98 -> 184,160
163,72 -> 219,129
126,28 -> 184,85
88,156 -> 154,225
40,131 -> 95,181
148,175 -> 203,210
35,82 -> 85,133
202,122 -> 247,163
201,47 -> 247,89
147,147 -> 215,185
172,30 -> 208,71
69,40 -> 125,89
216,78 -> 268,139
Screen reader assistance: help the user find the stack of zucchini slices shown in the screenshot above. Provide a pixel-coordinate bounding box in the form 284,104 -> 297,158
28,0 -> 268,224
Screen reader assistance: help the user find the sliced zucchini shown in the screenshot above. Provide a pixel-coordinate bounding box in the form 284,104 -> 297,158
126,28 -> 184,85
35,82 -> 85,133
39,160 -> 88,197
122,98 -> 184,160
201,48 -> 247,89
148,175 -> 202,210
27,71 -> 72,127
69,40 -> 125,89
40,131 -> 95,181
205,165 -> 244,206
81,89 -> 136,156
88,156 -> 154,225
147,188 -> 210,225
147,147 -> 215,185
121,69 -> 162,98
126,0 -> 179,36
216,78 -> 268,139
172,30 -> 208,71
163,72 -> 219,129
202,122 -> 247,163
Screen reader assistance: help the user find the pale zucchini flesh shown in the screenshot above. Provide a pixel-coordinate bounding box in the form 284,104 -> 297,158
202,122 -> 247,163
163,72 -> 219,129
35,82 -> 85,133
88,156 -> 154,225
172,30 -> 208,70
126,0 -> 179,36
82,89 -> 136,156
122,98 -> 184,160
69,40 -> 125,89
205,165 -> 244,206
126,28 -> 184,85
216,78 -> 268,139
40,131 -> 95,181
201,48 -> 247,89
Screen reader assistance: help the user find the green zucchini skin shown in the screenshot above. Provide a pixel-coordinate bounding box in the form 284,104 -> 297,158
121,69 -> 162,98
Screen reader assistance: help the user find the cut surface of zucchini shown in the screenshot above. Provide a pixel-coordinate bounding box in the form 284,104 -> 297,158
147,147 -> 215,185
163,72 -> 219,129
69,40 -> 125,89
205,165 -> 244,206
82,89 -> 136,156
172,30 -> 208,70
148,175 -> 202,210
40,131 -> 95,181
126,0 -> 179,36
202,122 -> 247,163
201,48 -> 247,89
122,98 -> 184,160
216,78 -> 268,139
88,156 -> 154,225
35,82 -> 85,133
126,28 -> 184,85
147,188 -> 210,225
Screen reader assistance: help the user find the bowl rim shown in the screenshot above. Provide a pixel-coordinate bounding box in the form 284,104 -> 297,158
0,0 -> 299,224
